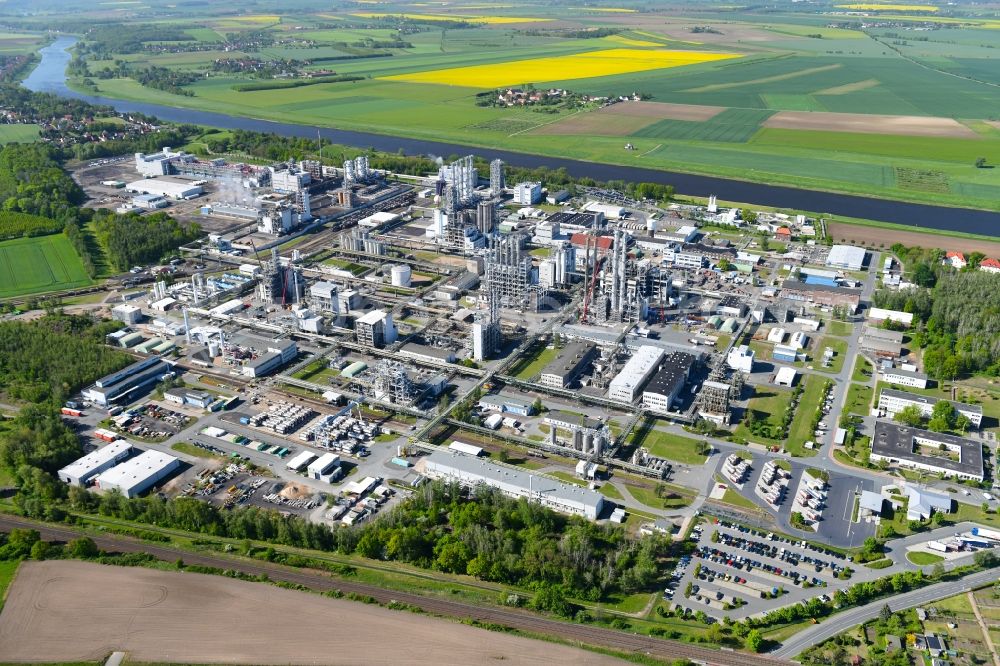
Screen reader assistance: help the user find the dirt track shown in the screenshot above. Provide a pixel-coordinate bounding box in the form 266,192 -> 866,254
535,100 -> 723,136
0,561 -> 625,665
827,221 -> 1000,254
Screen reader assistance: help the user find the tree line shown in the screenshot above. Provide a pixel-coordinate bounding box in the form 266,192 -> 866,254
90,209 -> 202,271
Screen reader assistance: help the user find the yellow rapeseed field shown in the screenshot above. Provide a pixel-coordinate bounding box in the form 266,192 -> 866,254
352,12 -> 551,24
836,3 -> 939,11
382,48 -> 739,88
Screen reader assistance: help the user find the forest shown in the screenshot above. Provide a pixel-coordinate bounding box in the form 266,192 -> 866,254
0,143 -> 84,222
0,313 -> 127,405
91,210 -> 202,271
872,243 -> 1000,378
0,211 -> 64,240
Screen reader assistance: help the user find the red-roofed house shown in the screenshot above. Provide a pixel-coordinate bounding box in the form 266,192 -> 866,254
980,258 -> 1000,274
775,227 -> 792,242
945,251 -> 967,269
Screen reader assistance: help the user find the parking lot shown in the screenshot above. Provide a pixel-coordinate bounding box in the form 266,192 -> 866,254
668,519 -> 857,621
110,402 -> 193,441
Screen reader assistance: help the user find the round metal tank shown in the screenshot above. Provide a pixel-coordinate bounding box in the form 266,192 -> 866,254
390,264 -> 412,287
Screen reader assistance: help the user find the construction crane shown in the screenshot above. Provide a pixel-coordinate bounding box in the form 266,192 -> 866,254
248,238 -> 265,270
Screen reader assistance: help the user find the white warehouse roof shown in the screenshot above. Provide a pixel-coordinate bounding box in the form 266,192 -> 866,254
286,450 -> 317,471
826,244 -> 866,270
609,345 -> 664,393
126,178 -> 202,200
422,451 -> 605,520
58,441 -> 132,486
95,450 -> 179,497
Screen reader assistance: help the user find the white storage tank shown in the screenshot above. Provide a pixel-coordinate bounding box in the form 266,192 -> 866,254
390,264 -> 411,288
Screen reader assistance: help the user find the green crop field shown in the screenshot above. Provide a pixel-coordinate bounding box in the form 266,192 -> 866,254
0,235 -> 93,299
0,124 -> 40,144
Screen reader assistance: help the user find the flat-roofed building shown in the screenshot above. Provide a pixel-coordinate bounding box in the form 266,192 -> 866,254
781,279 -> 861,313
826,244 -> 866,270
355,309 -> 397,348
58,441 -> 133,486
478,394 -> 535,416
861,325 -> 904,358
399,342 -> 456,365
421,450 -> 605,520
642,352 -> 697,413
608,345 -> 664,403
82,357 -> 173,407
870,420 -> 983,481
538,341 -> 597,389
868,308 -> 913,327
307,452 -> 342,483
880,367 -> 929,389
94,450 -> 180,498
877,388 -> 982,428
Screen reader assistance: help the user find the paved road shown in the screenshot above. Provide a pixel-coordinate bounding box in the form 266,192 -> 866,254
0,514 -> 791,666
772,567 -> 1000,658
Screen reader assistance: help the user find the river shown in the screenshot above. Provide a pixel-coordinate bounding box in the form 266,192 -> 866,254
22,35 -> 1000,237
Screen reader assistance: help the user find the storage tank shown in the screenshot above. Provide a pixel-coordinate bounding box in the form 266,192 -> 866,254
390,264 -> 411,288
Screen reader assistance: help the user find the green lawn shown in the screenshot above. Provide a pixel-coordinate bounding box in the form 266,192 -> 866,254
851,357 -> 874,383
786,375 -> 827,457
907,551 -> 945,565
0,234 -> 93,298
548,470 -> 586,486
813,337 -> 848,374
171,442 -> 225,459
733,386 -> 795,444
722,488 -> 760,510
598,483 -> 624,500
844,383 -> 874,416
509,345 -> 557,380
626,482 -> 694,510
634,429 -> 708,465
0,560 -> 20,612
826,320 -> 853,337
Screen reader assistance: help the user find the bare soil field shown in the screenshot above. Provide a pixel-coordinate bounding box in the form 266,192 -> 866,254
827,221 -> 1000,254
535,100 -> 724,136
765,111 -> 979,138
616,18 -> 780,44
0,561 -> 626,666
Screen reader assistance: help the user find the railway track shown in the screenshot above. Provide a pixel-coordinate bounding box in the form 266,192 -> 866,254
0,514 -> 790,666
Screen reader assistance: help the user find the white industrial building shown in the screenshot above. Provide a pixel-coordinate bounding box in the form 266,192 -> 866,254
421,451 -> 605,520
868,308 -> 914,327
584,201 -> 626,219
134,147 -> 184,177
126,178 -> 203,200
825,244 -> 866,271
608,345 -> 664,403
285,450 -> 317,472
880,367 -> 929,389
774,366 -> 797,387
307,452 -> 343,483
94,450 -> 180,498
58,441 -> 133,486
309,281 -> 340,314
243,338 -> 298,378
726,345 -> 755,373
876,388 -> 982,428
512,182 -> 542,205
355,309 -> 397,348
111,304 -> 142,325
358,211 -> 400,229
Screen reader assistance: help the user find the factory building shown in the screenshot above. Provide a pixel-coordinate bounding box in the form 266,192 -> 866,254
163,388 -> 214,409
307,452 -> 343,483
242,339 -> 298,378
642,352 -> 697,413
512,181 -> 542,205
399,342 -> 456,364
483,233 -> 536,309
876,388 -> 982,429
860,325 -> 904,358
285,450 -> 316,472
134,147 -> 185,177
478,394 -> 535,416
111,304 -> 143,325
870,420 -> 984,482
58,441 -> 133,487
780,280 -> 862,313
125,177 -> 202,200
94,450 -> 181,498
825,244 -> 867,271
538,341 -> 598,389
355,309 -> 397,348
608,345 -> 664,403
308,281 -> 340,315
421,451 -> 605,520
82,356 -> 174,407
868,308 -> 914,327
726,345 -> 755,374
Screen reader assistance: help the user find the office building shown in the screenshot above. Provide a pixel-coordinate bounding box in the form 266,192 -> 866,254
642,352 -> 696,413
877,388 -> 982,428
880,367 -> 929,389
512,181 -> 542,205
870,420 -> 983,482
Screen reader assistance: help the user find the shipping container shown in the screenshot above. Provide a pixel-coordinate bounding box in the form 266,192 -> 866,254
61,407 -> 83,417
